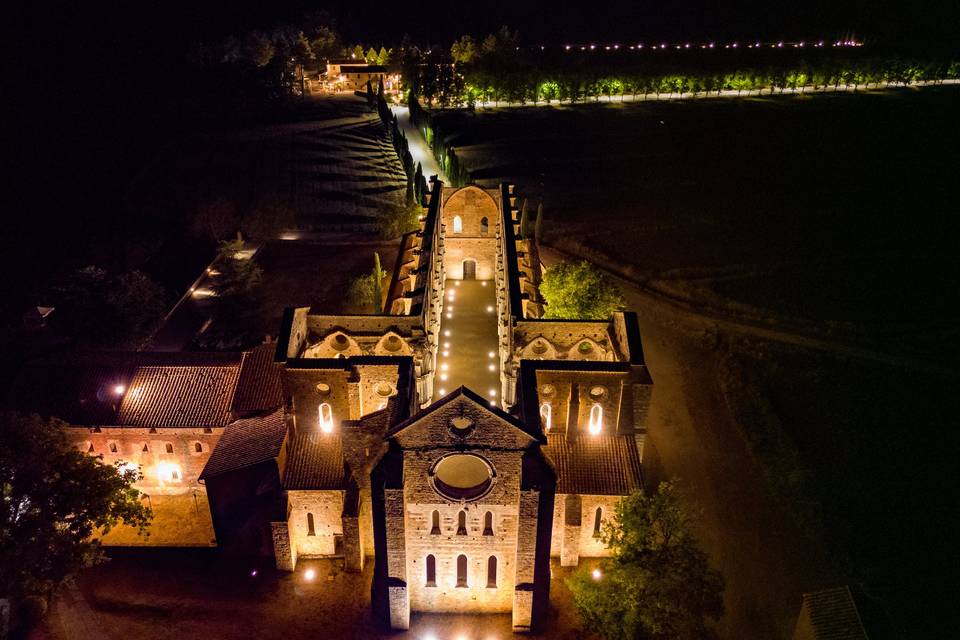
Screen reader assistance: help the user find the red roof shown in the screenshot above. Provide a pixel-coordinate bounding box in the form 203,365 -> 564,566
232,343 -> 284,415
542,433 -> 643,495
117,364 -> 240,427
200,409 -> 287,479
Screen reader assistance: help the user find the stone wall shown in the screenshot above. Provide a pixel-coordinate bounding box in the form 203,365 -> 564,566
532,370 -> 628,435
287,490 -> 345,557
68,426 -> 222,546
549,493 -> 619,561
443,237 -> 498,280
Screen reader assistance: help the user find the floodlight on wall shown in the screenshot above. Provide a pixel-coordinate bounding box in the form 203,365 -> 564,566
589,404 -> 603,435
319,403 -> 334,433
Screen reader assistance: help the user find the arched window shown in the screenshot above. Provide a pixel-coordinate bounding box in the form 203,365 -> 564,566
589,404 -> 603,435
141,443 -> 149,452
319,403 -> 334,432
194,442 -> 203,453
483,511 -> 493,536
594,507 -> 603,537
109,442 -> 118,453
540,402 -> 552,431
487,556 -> 497,587
480,216 -> 489,234
170,469 -> 181,481
165,442 -> 174,454
426,554 -> 437,586
431,510 -> 441,535
453,215 -> 463,233
307,512 -> 316,536
456,554 -> 468,587
457,510 -> 467,535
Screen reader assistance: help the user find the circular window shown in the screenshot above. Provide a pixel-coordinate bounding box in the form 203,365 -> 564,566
431,454 -> 494,501
578,341 -> 594,354
448,416 -> 475,437
531,340 -> 547,355
589,386 -> 607,400
375,382 -> 394,397
540,384 -> 555,397
316,383 -> 331,395
384,335 -> 403,352
331,334 -> 350,351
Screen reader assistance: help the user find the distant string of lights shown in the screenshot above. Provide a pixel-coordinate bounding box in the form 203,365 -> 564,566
539,39 -> 862,52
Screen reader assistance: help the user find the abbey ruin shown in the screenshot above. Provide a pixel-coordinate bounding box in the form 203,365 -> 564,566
9,181 -> 652,632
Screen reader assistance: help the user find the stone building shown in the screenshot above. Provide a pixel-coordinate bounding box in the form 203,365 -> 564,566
6,180 -> 652,632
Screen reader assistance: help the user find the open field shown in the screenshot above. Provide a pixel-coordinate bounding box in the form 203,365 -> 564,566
432,86 -> 960,362
128,95 -> 406,230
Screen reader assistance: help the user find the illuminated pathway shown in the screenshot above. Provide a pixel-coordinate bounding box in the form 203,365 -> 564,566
433,278 -> 501,406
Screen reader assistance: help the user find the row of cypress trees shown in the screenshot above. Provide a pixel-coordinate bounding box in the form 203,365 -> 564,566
371,78 -> 430,205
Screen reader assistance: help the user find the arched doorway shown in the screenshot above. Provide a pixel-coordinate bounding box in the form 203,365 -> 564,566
463,260 -> 476,280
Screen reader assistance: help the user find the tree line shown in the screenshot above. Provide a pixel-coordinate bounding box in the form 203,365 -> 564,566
402,27 -> 959,107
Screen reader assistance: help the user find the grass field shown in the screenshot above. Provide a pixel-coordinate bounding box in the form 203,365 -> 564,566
432,86 -> 960,361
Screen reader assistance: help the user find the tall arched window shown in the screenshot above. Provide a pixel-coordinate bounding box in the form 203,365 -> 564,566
487,556 -> 497,587
307,512 -> 316,536
165,443 -> 174,453
453,215 -> 463,233
194,442 -> 203,453
483,511 -> 494,536
425,554 -> 437,586
593,507 -> 603,537
540,402 -> 552,431
456,554 -> 468,587
431,510 -> 441,535
319,403 -> 334,432
480,217 -> 489,234
457,510 -> 467,535
588,404 -> 603,435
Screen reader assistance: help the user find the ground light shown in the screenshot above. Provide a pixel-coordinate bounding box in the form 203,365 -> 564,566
304,568 -> 316,581
592,568 -> 602,580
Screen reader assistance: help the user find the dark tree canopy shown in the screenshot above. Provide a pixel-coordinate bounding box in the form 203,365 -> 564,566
0,413 -> 152,606
567,482 -> 725,640
540,260 -> 624,319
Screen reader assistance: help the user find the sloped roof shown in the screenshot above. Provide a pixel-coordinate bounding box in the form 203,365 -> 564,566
542,433 -> 643,495
387,386 -> 543,443
3,351 -> 242,426
199,409 -> 287,480
284,432 -> 347,490
117,363 -> 240,427
232,343 -> 284,415
798,587 -> 869,640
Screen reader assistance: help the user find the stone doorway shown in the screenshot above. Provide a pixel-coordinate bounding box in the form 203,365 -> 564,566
463,260 -> 477,280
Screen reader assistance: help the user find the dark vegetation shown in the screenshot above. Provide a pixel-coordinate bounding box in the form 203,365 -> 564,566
567,483 -> 725,640
0,413 -> 152,638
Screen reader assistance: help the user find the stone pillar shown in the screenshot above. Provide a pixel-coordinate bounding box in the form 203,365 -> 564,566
566,383 -> 580,440
560,494 -> 581,567
271,521 -> 296,571
513,489 -> 540,632
632,383 -> 653,430
347,379 -> 361,420
384,488 -> 409,629
342,487 -> 364,573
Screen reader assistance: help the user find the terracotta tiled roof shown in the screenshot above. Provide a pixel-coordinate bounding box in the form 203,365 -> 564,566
199,409 -> 287,480
4,352 -> 242,427
542,433 -> 643,495
283,432 -> 346,490
232,343 -> 284,415
117,364 -> 240,427
799,587 -> 869,640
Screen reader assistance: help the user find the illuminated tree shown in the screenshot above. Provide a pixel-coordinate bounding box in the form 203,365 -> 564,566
540,260 -> 624,319
0,413 -> 152,634
451,35 -> 477,64
567,483 -> 724,640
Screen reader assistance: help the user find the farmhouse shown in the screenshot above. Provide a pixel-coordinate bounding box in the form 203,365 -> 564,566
7,181 -> 652,632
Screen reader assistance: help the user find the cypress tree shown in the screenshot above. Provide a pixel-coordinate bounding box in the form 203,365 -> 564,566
518,198 -> 529,238
534,202 -> 543,242
405,177 -> 415,206
403,150 -> 414,180
373,252 -> 384,314
414,162 -> 424,202
377,76 -> 385,100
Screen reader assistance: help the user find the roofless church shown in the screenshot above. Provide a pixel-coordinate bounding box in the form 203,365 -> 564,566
8,180 -> 652,632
